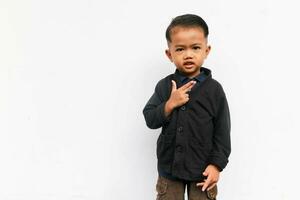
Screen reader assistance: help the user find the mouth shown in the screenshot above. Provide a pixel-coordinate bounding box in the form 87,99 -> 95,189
183,61 -> 195,68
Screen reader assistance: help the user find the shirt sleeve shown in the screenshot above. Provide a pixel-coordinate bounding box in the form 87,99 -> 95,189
208,86 -> 231,171
143,80 -> 171,129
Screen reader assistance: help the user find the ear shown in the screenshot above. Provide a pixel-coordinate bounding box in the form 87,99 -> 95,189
165,49 -> 173,62
205,45 -> 211,58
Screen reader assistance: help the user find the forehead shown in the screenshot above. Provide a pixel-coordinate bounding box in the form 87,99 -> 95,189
169,26 -> 207,44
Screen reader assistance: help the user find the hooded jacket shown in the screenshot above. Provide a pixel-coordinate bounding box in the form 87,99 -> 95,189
143,67 -> 231,181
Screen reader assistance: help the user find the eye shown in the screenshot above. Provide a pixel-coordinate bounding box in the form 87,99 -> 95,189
193,46 -> 201,50
175,48 -> 184,52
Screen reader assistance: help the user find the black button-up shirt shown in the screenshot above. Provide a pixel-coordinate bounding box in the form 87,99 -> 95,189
143,67 -> 231,181
158,69 -> 208,181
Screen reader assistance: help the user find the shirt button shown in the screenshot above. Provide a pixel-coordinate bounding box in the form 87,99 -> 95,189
176,145 -> 183,152
180,106 -> 186,111
177,126 -> 183,133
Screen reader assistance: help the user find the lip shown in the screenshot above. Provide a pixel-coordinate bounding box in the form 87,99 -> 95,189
183,61 -> 195,65
183,61 -> 195,68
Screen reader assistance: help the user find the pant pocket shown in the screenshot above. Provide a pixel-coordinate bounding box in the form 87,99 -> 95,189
206,185 -> 217,200
156,177 -> 168,199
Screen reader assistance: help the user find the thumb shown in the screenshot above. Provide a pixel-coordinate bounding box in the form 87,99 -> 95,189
171,80 -> 177,92
203,169 -> 209,177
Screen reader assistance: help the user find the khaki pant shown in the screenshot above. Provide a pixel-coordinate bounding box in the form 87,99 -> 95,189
156,176 -> 218,200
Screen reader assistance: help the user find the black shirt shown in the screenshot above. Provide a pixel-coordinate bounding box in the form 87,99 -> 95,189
143,67 -> 231,181
158,69 -> 208,181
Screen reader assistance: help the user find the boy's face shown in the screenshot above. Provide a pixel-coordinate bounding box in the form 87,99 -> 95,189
165,26 -> 211,78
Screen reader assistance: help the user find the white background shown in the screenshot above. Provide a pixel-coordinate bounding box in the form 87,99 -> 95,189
1,0 -> 300,199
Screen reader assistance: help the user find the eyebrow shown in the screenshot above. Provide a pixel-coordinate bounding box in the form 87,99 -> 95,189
174,43 -> 203,47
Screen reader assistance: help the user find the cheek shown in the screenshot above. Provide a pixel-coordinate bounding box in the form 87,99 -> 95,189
173,54 -> 183,61
173,58 -> 182,64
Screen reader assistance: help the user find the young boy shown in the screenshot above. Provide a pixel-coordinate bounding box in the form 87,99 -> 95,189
143,14 -> 231,200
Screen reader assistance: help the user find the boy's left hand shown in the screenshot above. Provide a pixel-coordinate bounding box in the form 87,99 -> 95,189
196,164 -> 220,191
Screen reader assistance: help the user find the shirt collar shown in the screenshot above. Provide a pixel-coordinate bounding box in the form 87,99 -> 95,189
175,68 -> 207,84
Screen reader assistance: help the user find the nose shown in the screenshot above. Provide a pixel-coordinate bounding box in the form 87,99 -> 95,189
183,49 -> 193,59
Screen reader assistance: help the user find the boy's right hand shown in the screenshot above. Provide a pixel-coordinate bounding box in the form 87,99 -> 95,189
164,80 -> 196,116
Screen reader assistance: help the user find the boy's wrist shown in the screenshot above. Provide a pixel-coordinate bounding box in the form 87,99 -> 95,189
164,100 -> 175,116
208,164 -> 222,172
208,164 -> 220,172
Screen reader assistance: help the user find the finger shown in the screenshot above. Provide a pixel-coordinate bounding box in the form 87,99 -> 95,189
183,81 -> 196,93
207,183 -> 216,191
171,80 -> 177,92
203,171 -> 208,177
180,80 -> 196,91
202,177 -> 212,191
196,179 -> 206,186
202,182 -> 209,191
196,182 -> 205,187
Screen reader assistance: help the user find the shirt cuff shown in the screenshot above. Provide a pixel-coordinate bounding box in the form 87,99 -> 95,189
158,101 -> 171,125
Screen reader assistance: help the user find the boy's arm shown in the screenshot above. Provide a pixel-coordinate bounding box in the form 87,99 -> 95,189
143,89 -> 170,129
143,81 -> 172,129
197,85 -> 231,191
208,86 -> 231,171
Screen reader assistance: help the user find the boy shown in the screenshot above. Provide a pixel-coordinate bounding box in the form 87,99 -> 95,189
143,14 -> 231,200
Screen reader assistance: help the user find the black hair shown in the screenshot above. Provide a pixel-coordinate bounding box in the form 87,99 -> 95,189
165,14 -> 209,43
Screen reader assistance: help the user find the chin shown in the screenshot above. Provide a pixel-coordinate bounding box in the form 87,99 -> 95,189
182,68 -> 200,76
183,68 -> 197,73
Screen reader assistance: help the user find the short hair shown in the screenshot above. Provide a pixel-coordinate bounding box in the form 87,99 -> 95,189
165,14 -> 209,43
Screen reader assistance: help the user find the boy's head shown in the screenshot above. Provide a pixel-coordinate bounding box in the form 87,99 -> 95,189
165,14 -> 211,78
